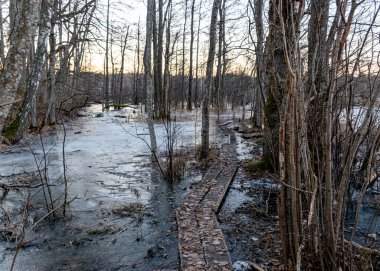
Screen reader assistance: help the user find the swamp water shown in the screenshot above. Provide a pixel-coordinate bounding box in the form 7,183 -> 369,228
0,104 -> 378,270
0,105 -> 244,270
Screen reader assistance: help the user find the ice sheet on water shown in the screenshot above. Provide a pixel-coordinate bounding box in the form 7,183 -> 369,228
233,261 -> 253,271
339,106 -> 380,131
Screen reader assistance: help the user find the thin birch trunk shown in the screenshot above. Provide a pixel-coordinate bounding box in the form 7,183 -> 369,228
45,0 -> 58,125
16,0 -> 51,140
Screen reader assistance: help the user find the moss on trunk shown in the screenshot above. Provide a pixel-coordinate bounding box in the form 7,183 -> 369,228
2,114 -> 20,142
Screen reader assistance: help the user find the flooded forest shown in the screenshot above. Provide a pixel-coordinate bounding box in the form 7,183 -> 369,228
0,0 -> 380,270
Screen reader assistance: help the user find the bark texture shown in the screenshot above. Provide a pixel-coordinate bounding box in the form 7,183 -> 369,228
15,0 -> 51,140
0,0 -> 40,135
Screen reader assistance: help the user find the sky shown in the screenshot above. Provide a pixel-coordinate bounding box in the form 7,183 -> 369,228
87,0 -> 254,73
87,0 -> 147,72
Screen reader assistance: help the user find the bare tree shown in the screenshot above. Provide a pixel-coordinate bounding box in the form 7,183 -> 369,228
118,26 -> 130,107
133,19 -> 141,105
45,0 -> 59,126
215,0 -> 226,120
157,0 -> 165,117
145,0 -> 158,156
163,0 -> 177,116
180,0 -> 188,110
104,0 -> 110,109
264,0 -> 380,269
187,0 -> 196,111
200,0 -> 220,159
194,0 -> 203,108
248,0 -> 265,128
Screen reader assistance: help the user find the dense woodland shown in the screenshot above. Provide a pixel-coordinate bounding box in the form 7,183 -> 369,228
0,0 -> 380,270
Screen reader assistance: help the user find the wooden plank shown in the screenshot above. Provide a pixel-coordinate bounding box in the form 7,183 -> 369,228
176,134 -> 237,271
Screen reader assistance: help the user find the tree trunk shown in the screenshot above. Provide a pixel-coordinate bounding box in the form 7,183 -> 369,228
119,27 -> 129,107
252,0 -> 265,128
181,0 -> 188,110
134,20 -> 141,105
163,0 -> 175,118
265,0 -> 305,268
0,3 -> 5,62
194,0 -> 202,108
9,0 -> 18,39
157,0 -> 165,117
152,0 -> 159,117
0,0 -> 40,136
199,0 -> 220,159
45,0 -> 58,126
145,0 -> 158,155
104,0 -> 110,109
187,0 -> 195,111
215,0 -> 224,120
15,0 -> 51,140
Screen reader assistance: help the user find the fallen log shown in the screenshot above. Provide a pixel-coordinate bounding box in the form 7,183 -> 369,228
241,132 -> 264,139
219,120 -> 233,126
344,239 -> 380,256
0,182 -> 44,190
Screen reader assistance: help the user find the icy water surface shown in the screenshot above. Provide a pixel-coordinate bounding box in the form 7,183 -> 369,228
1,104 -> 378,270
0,104 -> 234,270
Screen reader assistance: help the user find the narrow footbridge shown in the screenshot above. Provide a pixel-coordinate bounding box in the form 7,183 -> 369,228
176,127 -> 237,271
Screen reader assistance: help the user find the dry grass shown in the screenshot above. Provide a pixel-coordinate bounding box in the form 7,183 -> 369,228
111,202 -> 145,217
87,225 -> 121,235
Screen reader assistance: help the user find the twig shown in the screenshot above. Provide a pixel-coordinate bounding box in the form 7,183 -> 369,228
10,192 -> 30,271
31,197 -> 76,230
0,99 -> 22,107
39,134 -> 55,212
10,235 -> 24,271
59,113 -> 68,216
24,140 -> 51,213
343,239 -> 380,256
266,172 -> 313,194
0,182 -> 45,189
106,226 -> 128,247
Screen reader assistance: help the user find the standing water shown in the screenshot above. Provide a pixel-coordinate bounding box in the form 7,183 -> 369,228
0,104 -> 236,270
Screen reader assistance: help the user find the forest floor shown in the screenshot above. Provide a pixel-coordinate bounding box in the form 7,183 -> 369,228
0,104 -> 378,271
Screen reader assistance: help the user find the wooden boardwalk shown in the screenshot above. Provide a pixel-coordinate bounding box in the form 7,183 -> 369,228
176,127 -> 237,271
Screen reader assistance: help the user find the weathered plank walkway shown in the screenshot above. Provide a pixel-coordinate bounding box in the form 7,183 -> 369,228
176,126 -> 237,271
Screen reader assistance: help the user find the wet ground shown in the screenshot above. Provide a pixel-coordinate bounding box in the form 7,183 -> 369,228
218,135 -> 283,270
0,104 -> 379,270
0,105 -> 247,270
219,126 -> 380,270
